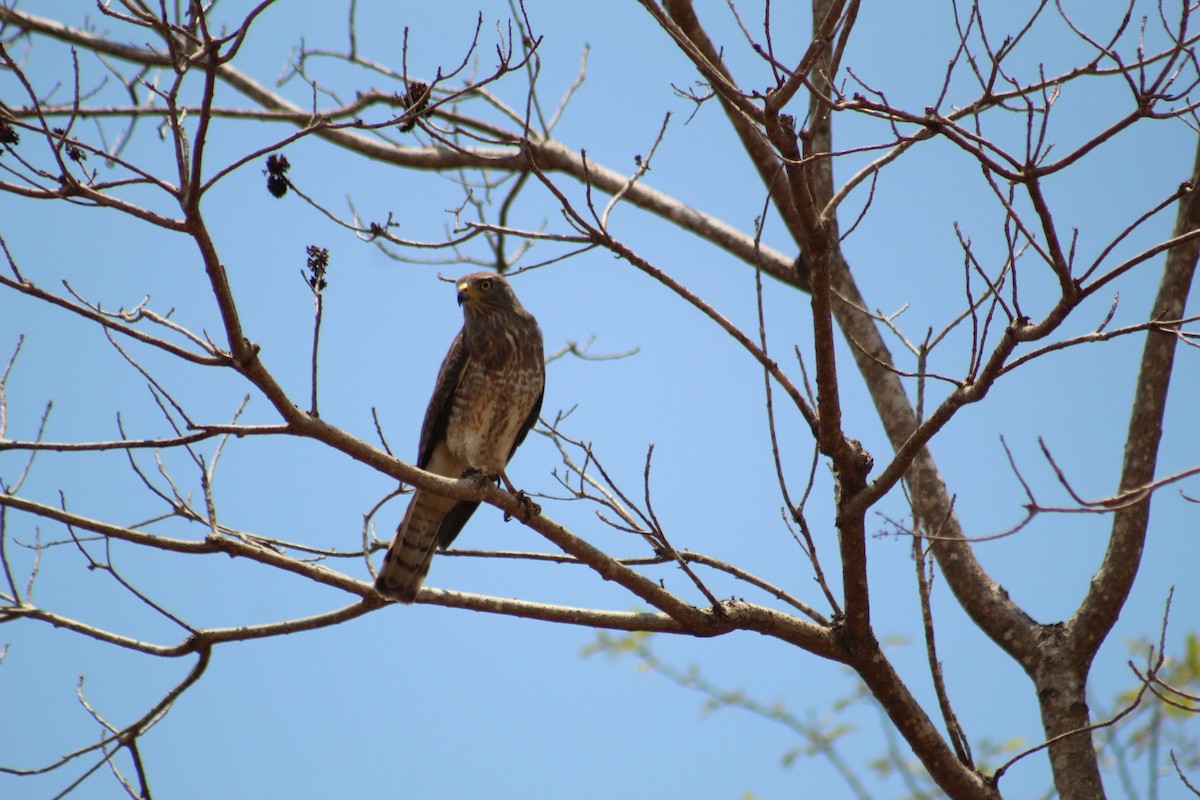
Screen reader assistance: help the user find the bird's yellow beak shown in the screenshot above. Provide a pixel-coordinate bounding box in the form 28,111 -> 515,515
456,281 -> 472,306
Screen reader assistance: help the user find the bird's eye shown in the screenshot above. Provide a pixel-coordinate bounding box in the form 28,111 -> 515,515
478,278 -> 494,292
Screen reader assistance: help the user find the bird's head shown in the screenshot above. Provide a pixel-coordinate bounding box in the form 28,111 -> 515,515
456,272 -> 512,311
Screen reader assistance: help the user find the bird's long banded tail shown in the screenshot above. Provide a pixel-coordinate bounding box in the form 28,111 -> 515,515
375,490 -> 455,603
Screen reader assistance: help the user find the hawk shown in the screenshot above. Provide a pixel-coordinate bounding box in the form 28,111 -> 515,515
375,272 -> 545,603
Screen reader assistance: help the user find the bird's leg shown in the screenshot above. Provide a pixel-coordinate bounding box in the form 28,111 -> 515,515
459,467 -> 540,521
499,470 -> 541,522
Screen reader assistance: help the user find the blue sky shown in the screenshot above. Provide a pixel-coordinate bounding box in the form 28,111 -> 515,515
1,1 -> 1198,798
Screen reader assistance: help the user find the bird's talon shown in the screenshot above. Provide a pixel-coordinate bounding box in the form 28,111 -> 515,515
516,490 -> 541,521
503,491 -> 540,522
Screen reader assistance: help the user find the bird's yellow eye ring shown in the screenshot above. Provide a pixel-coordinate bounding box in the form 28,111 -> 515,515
478,278 -> 494,292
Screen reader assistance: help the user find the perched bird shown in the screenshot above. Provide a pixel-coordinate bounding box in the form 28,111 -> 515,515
375,272 -> 545,602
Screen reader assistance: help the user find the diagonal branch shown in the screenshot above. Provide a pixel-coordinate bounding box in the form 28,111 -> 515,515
1068,137 -> 1200,663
